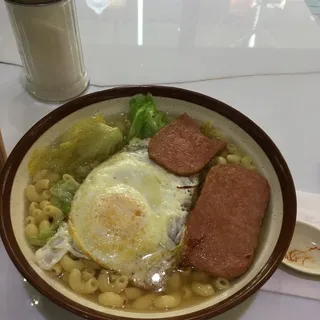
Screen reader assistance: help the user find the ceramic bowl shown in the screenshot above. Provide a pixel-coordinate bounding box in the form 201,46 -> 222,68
0,86 -> 296,319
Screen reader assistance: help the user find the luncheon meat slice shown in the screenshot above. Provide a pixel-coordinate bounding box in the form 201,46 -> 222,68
182,164 -> 270,279
148,114 -> 226,176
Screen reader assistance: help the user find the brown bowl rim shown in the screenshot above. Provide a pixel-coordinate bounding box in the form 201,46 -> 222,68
0,85 -> 296,320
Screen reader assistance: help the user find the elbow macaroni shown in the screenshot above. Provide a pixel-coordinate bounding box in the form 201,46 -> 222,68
98,292 -> 124,307
50,263 -> 63,277
226,143 -> 239,155
42,205 -> 63,221
35,179 -> 50,192
60,254 -> 85,272
25,223 -> 39,238
25,185 -> 50,202
109,273 -> 118,282
153,293 -> 181,309
39,220 -> 51,232
191,281 -> 215,297
32,170 -> 49,183
124,287 -> 143,300
98,272 -> 128,293
25,216 -> 36,225
82,268 -> 96,281
214,156 -> 227,165
213,278 -> 230,291
32,170 -> 60,184
39,200 -> 51,210
69,269 -> 98,294
114,275 -> 129,291
226,154 -> 242,164
240,155 -> 253,168
132,294 -> 155,310
28,202 -> 40,216
32,209 -> 47,224
98,271 -> 114,293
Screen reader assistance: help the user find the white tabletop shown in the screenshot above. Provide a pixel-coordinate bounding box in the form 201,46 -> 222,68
1,0 -> 320,319
2,0 -> 320,85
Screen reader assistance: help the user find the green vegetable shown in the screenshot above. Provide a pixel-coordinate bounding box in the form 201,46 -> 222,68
128,94 -> 169,140
28,115 -> 123,177
27,178 -> 79,245
27,220 -> 61,247
50,178 -> 80,215
27,178 -> 79,246
128,94 -> 154,122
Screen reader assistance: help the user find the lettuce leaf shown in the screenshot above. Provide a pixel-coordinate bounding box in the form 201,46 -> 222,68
27,219 -> 62,247
50,179 -> 80,215
128,94 -> 169,140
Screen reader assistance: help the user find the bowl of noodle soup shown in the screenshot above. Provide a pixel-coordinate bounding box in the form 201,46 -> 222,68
0,86 -> 296,319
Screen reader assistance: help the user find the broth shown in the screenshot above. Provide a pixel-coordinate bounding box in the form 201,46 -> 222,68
55,265 -> 230,311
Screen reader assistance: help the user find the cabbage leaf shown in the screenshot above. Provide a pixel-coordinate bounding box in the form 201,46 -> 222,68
28,115 -> 123,177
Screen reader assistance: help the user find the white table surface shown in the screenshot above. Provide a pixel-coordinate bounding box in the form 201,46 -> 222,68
1,0 -> 320,319
2,0 -> 320,85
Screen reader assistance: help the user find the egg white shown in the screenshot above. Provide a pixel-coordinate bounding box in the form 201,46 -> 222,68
69,139 -> 198,287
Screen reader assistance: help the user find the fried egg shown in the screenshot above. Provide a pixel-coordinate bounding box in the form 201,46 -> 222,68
69,138 -> 198,288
